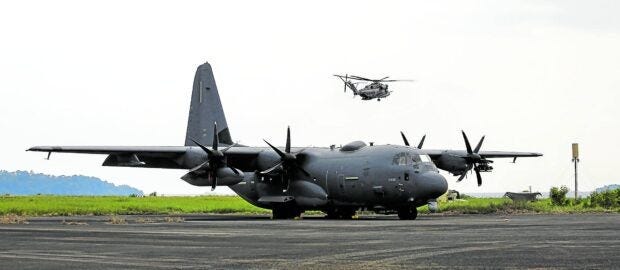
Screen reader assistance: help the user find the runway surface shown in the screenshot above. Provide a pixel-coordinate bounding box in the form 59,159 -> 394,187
0,214 -> 618,269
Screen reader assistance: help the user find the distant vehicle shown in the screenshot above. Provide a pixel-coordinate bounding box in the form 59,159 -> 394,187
504,192 -> 542,202
334,74 -> 413,101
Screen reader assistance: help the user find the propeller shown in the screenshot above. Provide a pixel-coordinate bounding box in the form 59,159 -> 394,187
400,131 -> 426,149
261,126 -> 310,189
184,122 -> 239,190
457,130 -> 489,186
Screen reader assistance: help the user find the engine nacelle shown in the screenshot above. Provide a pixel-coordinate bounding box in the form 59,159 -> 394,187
435,153 -> 469,175
182,167 -> 244,187
477,164 -> 493,172
288,180 -> 328,208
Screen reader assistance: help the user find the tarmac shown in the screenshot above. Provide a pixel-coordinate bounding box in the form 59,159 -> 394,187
0,213 -> 618,269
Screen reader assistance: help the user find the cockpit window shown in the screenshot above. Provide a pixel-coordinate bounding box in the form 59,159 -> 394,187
419,154 -> 432,163
393,152 -> 434,166
393,152 -> 414,166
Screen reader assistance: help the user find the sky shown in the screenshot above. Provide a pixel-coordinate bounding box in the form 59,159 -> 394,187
1,0 -> 618,195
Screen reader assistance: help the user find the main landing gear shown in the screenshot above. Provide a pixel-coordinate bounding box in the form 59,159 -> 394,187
272,207 -> 302,219
397,206 -> 418,220
324,207 -> 357,219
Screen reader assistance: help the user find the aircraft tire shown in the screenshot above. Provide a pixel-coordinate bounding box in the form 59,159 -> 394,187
272,207 -> 301,219
397,206 -> 418,220
324,208 -> 356,219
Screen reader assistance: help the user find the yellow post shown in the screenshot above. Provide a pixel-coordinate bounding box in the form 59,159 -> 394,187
571,143 -> 579,199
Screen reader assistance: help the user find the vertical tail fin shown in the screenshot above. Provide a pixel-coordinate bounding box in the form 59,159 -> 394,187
184,62 -> 233,146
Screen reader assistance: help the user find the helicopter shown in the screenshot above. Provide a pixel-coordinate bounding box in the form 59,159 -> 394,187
334,74 -> 413,101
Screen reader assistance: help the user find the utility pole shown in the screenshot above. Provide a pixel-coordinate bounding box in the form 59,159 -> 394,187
572,143 -> 579,199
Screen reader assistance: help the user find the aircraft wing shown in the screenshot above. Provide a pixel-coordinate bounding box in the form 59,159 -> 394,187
477,151 -> 542,159
419,149 -> 542,159
27,145 -> 268,171
28,146 -> 189,169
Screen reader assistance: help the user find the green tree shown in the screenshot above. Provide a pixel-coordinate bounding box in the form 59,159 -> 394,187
588,189 -> 620,208
550,186 -> 569,206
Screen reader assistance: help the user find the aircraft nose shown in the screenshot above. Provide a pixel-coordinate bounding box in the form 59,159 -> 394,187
418,171 -> 448,199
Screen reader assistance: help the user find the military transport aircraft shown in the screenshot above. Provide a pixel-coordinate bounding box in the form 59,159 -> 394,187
29,62 -> 542,220
333,74 -> 413,101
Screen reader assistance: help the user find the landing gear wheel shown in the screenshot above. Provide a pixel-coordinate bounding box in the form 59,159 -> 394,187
272,207 -> 301,219
325,208 -> 356,219
397,206 -> 418,220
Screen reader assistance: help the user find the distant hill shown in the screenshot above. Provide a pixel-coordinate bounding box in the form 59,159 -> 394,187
595,184 -> 620,193
0,170 -> 143,196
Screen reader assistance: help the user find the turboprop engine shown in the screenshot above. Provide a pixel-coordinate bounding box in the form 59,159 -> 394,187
181,167 -> 244,187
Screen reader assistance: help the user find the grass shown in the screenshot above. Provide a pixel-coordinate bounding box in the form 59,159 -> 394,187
417,197 -> 620,214
0,195 -> 618,217
0,195 -> 270,216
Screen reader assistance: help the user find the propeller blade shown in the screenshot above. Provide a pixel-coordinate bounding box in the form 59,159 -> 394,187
228,166 -> 240,175
191,139 -> 213,156
474,165 -> 482,186
378,76 -> 390,81
222,142 -> 238,152
461,130 -> 473,154
263,140 -> 286,158
417,135 -> 426,149
212,122 -> 219,151
188,161 -> 209,174
474,136 -> 485,153
295,165 -> 311,177
344,74 -> 347,92
260,161 -> 284,175
210,171 -> 217,191
400,131 -> 410,146
457,172 -> 467,182
285,126 -> 291,153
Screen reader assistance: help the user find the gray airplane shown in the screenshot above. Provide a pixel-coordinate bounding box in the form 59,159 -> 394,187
29,62 -> 542,220
334,74 -> 413,101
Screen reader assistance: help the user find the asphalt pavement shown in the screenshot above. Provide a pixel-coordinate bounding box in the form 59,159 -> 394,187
0,214 -> 618,269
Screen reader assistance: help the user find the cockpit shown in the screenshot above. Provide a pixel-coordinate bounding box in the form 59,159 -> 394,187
392,152 -> 437,171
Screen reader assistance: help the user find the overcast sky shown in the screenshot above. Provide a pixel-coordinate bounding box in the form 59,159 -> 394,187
1,0 -> 618,195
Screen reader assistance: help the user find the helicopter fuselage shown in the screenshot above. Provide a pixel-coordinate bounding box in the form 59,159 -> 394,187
359,83 -> 391,100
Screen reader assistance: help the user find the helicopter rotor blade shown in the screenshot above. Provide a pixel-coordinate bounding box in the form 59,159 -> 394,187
379,79 -> 415,82
347,75 -> 374,81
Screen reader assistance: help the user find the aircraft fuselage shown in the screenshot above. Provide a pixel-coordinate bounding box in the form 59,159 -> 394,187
218,144 -> 448,212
